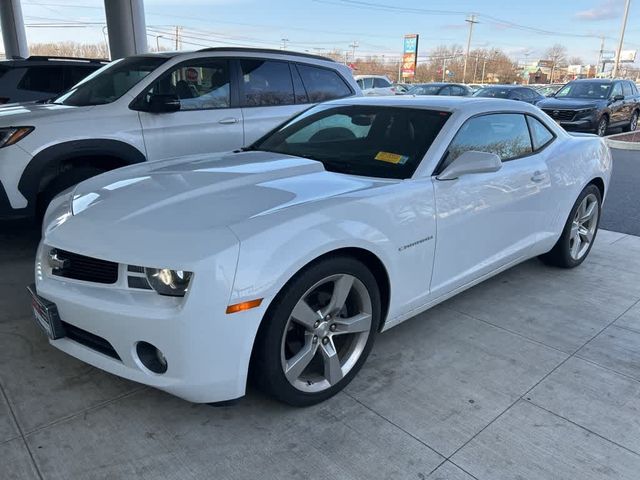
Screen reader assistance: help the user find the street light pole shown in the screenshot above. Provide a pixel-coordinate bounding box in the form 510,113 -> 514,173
462,14 -> 478,84
612,0 -> 631,78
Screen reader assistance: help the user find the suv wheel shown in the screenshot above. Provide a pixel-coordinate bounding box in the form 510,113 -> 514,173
623,111 -> 638,132
37,166 -> 104,219
596,116 -> 609,137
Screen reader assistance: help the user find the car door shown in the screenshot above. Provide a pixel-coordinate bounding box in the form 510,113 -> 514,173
373,77 -> 392,95
609,82 -> 625,125
430,112 -> 551,296
622,81 -> 634,121
137,58 -> 244,161
239,58 -> 309,145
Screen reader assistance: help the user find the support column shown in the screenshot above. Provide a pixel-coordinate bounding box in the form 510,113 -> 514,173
0,0 -> 29,59
104,0 -> 148,60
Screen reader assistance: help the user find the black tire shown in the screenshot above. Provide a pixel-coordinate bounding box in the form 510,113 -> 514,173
252,255 -> 381,407
596,115 -> 609,137
539,184 -> 602,268
623,110 -> 638,133
37,166 -> 105,220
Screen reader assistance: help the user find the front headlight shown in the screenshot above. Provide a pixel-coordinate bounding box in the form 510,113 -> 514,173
144,268 -> 193,297
575,108 -> 596,119
0,127 -> 34,148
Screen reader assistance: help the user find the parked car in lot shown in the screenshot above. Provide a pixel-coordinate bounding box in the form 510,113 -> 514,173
0,56 -> 107,104
537,78 -> 640,136
535,83 -> 565,97
33,96 -> 611,406
354,75 -> 396,95
406,82 -> 473,96
473,85 -> 545,104
392,82 -> 411,94
0,48 -> 359,221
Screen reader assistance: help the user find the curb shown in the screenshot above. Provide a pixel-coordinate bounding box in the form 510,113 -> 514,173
606,132 -> 640,151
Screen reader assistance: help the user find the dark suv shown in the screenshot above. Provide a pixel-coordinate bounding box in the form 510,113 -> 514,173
537,78 -> 640,136
0,56 -> 107,104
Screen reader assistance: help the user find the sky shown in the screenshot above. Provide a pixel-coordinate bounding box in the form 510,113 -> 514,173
7,0 -> 640,66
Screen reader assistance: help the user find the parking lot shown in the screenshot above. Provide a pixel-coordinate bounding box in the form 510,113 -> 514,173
2,146 -> 640,479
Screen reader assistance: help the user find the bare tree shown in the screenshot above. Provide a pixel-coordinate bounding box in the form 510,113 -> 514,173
28,42 -> 109,59
568,56 -> 584,66
544,44 -> 568,82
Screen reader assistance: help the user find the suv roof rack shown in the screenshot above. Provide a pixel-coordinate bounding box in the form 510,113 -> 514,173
196,47 -> 335,63
26,55 -> 109,64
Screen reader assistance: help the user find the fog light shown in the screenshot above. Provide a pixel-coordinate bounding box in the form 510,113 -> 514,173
136,341 -> 168,374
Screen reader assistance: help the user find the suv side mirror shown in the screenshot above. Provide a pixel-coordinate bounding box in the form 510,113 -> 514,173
437,151 -> 502,181
146,94 -> 181,113
612,94 -> 625,102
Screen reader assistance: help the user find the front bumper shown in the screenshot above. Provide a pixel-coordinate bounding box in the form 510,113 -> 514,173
33,240 -> 261,404
554,116 -> 598,132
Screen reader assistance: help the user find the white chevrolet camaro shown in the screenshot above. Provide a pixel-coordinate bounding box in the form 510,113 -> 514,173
32,96 -> 611,406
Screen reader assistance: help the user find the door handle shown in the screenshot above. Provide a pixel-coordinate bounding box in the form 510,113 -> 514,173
531,171 -> 546,183
218,117 -> 239,125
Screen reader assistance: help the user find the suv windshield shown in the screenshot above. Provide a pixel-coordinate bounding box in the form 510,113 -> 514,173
252,105 -> 451,179
555,82 -> 612,99
53,56 -> 167,106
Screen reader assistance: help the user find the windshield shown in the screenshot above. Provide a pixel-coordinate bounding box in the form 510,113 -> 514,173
474,87 -> 511,98
407,85 -> 442,95
555,82 -> 612,99
53,56 -> 168,106
252,105 -> 451,179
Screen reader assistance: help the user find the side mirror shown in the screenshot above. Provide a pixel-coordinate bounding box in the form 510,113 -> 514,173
437,150 -> 502,181
146,94 -> 181,113
612,94 -> 625,102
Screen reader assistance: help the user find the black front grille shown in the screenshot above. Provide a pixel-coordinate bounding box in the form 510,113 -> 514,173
61,321 -> 121,360
543,109 -> 576,121
51,249 -> 118,284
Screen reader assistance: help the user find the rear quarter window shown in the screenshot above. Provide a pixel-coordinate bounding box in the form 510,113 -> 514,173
18,66 -> 65,93
296,64 -> 352,102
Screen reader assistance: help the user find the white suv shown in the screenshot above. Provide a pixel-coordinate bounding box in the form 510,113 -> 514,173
0,48 -> 359,220
354,75 -> 396,96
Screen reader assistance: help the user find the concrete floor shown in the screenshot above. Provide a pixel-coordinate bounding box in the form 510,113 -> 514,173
2,228 -> 640,480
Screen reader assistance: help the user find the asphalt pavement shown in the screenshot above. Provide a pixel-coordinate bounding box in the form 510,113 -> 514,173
601,148 -> 640,237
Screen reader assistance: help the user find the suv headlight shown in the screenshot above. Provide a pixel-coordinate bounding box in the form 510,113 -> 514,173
575,108 -> 596,119
0,127 -> 34,148
145,268 -> 193,296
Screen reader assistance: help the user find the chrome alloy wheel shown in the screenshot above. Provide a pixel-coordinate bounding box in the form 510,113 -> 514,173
569,193 -> 599,261
597,117 -> 608,137
280,274 -> 372,393
631,112 -> 638,132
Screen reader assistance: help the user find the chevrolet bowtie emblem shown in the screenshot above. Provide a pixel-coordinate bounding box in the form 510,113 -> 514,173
48,249 -> 69,270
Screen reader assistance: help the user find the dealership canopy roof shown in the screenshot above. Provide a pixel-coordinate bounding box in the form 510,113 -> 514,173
0,0 -> 148,60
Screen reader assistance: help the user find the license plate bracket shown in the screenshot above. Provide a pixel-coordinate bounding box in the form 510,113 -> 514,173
27,284 -> 65,340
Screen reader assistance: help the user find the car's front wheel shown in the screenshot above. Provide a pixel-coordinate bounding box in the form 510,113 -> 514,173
540,184 -> 601,268
596,116 -> 609,137
253,256 -> 381,406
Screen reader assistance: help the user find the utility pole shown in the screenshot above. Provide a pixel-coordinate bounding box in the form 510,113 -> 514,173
473,55 -> 479,83
462,14 -> 479,84
481,58 -> 487,84
175,26 -> 181,50
597,36 -> 605,74
442,57 -> 447,82
612,0 -> 631,78
281,38 -> 289,50
349,41 -> 359,62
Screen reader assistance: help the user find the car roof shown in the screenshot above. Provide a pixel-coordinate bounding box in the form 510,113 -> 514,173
481,85 -> 525,89
354,74 -> 389,79
0,55 -> 108,66
130,47 -> 336,62
325,95 -> 540,113
570,78 -> 614,83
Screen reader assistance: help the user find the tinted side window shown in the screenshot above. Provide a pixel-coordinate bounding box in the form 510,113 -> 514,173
526,116 -> 554,151
439,86 -> 452,96
65,66 -> 98,89
611,82 -> 623,98
297,64 -> 351,102
451,86 -> 465,96
18,66 -> 65,93
374,77 -> 391,88
445,113 -> 533,166
240,60 -> 294,106
622,82 -> 633,97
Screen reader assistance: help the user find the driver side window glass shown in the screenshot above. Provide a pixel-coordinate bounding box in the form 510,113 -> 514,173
145,59 -> 230,110
444,113 -> 532,168
286,113 -> 372,144
611,82 -> 623,98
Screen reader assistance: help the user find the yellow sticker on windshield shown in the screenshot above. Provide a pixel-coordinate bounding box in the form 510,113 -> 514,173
375,151 -> 408,164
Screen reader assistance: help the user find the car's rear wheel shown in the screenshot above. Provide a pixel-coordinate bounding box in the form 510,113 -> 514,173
623,110 -> 638,132
540,184 -> 601,268
253,256 -> 381,406
596,116 -> 609,137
